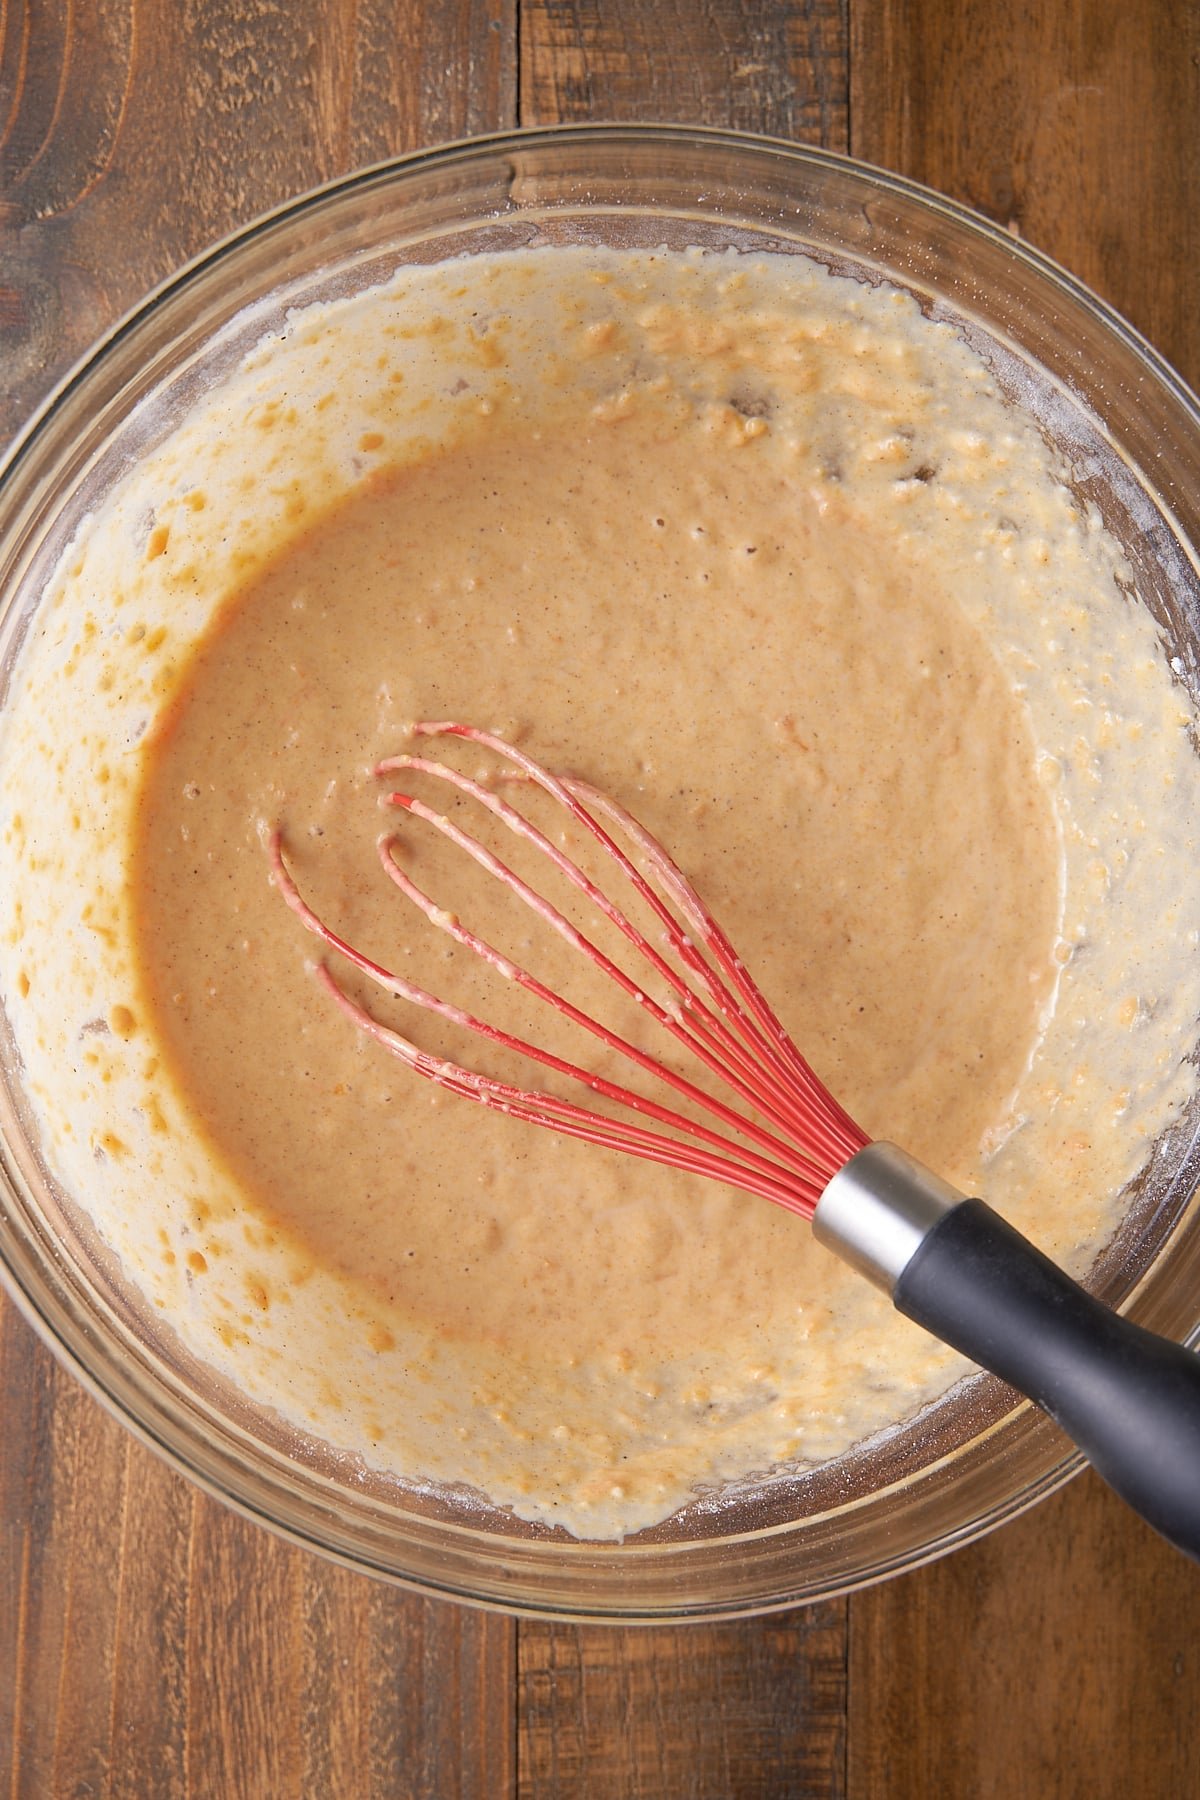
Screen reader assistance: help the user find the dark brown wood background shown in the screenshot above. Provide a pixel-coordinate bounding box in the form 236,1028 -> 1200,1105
3,3 -> 1199,1794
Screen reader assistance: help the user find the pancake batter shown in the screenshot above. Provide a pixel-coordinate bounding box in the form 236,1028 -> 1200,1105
4,247 -> 1199,1536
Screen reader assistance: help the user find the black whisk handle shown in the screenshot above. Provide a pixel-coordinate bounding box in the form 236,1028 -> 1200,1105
815,1144 -> 1200,1561
895,1195 -> 1200,1560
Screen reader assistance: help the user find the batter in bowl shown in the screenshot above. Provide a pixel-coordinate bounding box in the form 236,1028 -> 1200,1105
4,247 -> 1200,1536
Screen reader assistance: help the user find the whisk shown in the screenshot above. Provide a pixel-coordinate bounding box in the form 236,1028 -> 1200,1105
271,721 -> 1200,1560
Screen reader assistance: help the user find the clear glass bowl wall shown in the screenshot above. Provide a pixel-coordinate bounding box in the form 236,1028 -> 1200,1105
2,126 -> 1200,1620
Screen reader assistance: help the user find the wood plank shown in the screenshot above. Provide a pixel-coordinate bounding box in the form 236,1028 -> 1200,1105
849,4 -> 1200,1794
183,1498 -> 515,1799
0,0 -> 518,444
849,0 -> 1200,383
850,1472 -> 1200,1799
515,9 -> 851,1798
519,0 -> 848,144
0,1297 -> 519,1798
518,1611 -> 848,1800
0,1302 -> 516,1799
1,3 -> 517,1795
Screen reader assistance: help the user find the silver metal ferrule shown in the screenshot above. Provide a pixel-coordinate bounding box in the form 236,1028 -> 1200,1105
812,1141 -> 967,1295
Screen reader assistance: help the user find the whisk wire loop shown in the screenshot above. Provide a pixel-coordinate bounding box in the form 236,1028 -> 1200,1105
379,752 -> 788,1107
390,729 -> 861,1163
376,769 -> 843,1164
271,722 -> 870,1215
272,843 -> 831,1213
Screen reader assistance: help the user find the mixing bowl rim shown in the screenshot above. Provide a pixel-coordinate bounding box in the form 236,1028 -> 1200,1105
0,119 -> 1196,1617
5,122 -> 1200,496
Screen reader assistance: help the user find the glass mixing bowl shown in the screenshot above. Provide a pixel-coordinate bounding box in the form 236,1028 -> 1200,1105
2,125 -> 1200,1621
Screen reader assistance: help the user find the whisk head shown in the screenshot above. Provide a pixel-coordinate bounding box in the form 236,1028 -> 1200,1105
270,722 -> 869,1217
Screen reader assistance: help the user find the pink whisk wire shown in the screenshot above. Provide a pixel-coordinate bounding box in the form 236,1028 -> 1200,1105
269,723 -> 870,1217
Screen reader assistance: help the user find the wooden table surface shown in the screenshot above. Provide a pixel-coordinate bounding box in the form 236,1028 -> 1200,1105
3,3 -> 1200,1794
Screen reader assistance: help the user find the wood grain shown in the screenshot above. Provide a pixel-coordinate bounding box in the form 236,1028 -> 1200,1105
519,0 -> 848,144
519,1612 -> 847,1799
850,1472 -> 1200,1798
850,0 -> 1200,384
0,1281 -> 516,1800
0,0 -> 517,443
